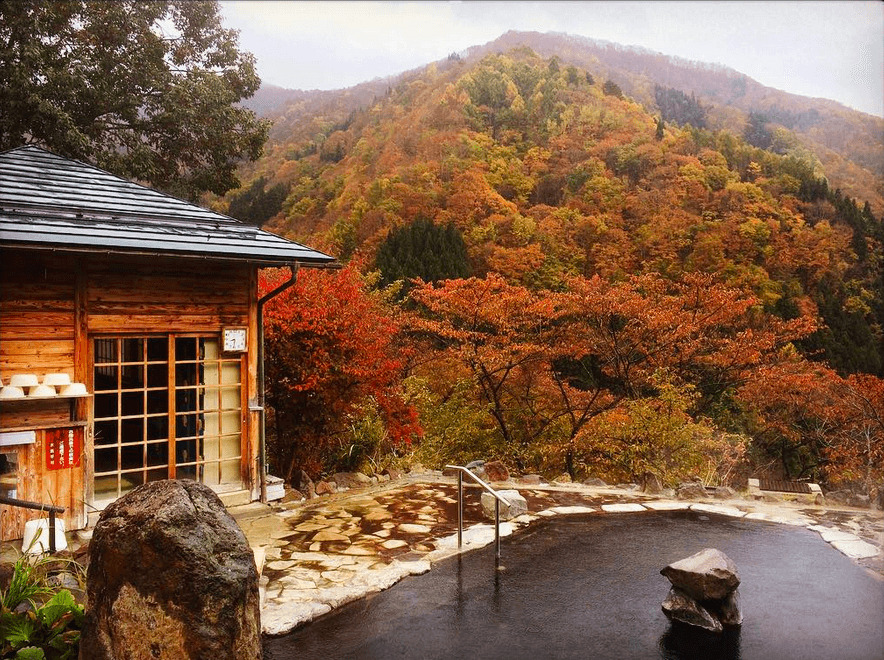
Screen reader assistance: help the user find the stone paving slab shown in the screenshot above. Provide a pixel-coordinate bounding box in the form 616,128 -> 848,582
227,478 -> 884,636
807,524 -> 861,543
601,503 -> 646,513
644,501 -> 691,511
743,511 -> 811,526
830,538 -> 880,560
546,505 -> 597,515
690,503 -> 746,518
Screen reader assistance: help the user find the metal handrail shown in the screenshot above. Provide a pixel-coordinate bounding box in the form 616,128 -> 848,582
445,465 -> 511,560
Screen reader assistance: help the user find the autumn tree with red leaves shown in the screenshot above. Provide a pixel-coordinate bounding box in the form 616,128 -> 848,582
738,363 -> 884,492
826,374 -> 884,494
555,272 -> 815,477
406,274 -> 561,468
261,266 -> 420,481
738,360 -> 846,480
407,271 -> 818,480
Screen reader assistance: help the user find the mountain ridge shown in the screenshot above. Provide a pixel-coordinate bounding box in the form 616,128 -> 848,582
241,30 -> 882,213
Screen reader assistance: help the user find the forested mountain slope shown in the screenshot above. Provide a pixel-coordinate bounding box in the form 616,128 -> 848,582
467,31 -> 884,214
241,31 -> 884,215
227,44 -> 882,379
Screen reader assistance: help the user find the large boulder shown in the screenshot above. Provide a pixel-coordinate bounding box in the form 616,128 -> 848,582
661,548 -> 740,601
661,549 -> 742,633
481,489 -> 527,521
81,480 -> 261,660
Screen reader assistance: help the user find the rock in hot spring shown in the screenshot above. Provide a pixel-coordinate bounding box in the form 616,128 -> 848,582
660,548 -> 742,632
660,547 -> 740,601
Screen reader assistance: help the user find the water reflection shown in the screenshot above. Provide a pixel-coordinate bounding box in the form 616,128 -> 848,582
492,559 -> 502,612
659,622 -> 741,660
454,555 -> 465,618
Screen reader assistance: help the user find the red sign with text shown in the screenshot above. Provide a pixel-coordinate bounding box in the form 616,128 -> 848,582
45,428 -> 82,470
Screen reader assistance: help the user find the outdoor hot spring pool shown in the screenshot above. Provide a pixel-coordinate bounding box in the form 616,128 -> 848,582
263,510 -> 884,660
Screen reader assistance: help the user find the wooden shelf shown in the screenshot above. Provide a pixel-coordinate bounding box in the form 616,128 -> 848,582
0,394 -> 92,405
0,420 -> 89,433
1,394 -> 91,435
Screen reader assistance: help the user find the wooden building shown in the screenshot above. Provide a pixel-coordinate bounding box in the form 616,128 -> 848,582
0,146 -> 335,541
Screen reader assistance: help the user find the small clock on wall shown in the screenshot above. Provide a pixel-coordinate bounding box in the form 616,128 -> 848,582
222,327 -> 248,353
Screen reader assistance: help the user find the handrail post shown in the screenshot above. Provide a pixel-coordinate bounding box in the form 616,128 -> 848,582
457,470 -> 463,550
49,510 -> 56,554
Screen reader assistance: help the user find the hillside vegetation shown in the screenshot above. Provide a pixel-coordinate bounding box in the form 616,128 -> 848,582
230,42 -> 883,496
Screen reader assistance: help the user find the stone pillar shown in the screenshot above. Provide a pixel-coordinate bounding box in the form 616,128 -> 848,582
81,480 -> 261,659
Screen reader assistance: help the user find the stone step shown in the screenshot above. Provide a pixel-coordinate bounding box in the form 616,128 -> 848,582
218,489 -> 252,508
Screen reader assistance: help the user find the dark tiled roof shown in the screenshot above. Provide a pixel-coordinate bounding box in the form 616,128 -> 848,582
0,145 -> 335,266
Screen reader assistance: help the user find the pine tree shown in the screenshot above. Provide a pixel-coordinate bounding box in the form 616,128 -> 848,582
375,217 -> 471,292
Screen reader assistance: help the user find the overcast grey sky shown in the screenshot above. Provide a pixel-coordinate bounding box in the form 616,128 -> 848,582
219,1 -> 884,117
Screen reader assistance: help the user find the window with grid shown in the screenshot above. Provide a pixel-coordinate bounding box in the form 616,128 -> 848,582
92,336 -> 243,507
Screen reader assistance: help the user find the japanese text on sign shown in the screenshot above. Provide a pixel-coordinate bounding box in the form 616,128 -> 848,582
46,428 -> 82,470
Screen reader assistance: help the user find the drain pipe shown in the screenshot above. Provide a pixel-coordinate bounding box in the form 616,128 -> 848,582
257,264 -> 299,503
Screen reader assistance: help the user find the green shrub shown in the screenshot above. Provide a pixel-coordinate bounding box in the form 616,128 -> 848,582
1,554 -> 85,659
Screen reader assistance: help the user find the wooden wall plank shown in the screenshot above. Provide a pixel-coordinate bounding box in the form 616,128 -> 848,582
0,406 -> 71,430
0,340 -> 75,376
0,284 -> 75,302
87,302 -> 248,316
0,311 -> 75,328
1,313 -> 76,340
0,300 -> 74,314
0,340 -> 74,357
87,314 -> 248,333
88,282 -> 247,306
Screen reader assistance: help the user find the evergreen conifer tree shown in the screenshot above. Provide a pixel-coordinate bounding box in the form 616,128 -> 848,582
375,217 -> 471,293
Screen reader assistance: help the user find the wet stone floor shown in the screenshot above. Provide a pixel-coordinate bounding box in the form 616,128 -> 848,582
229,478 -> 884,636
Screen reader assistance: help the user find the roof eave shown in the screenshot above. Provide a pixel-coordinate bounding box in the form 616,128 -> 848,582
1,241 -> 340,269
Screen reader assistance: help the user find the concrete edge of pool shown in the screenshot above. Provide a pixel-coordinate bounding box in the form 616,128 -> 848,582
231,478 -> 883,637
